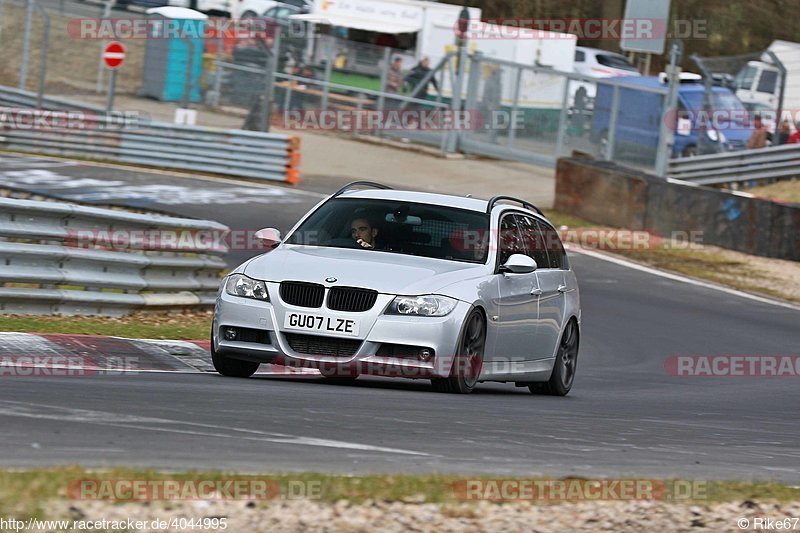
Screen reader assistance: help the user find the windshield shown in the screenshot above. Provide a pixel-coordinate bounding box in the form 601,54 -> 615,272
286,198 -> 491,264
682,90 -> 747,112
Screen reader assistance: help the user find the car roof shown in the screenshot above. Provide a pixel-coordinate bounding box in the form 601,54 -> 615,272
576,46 -> 627,58
337,189 -> 546,220
612,76 -> 734,94
339,189 -> 488,211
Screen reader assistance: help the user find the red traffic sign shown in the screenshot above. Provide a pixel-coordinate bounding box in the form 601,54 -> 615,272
103,42 -> 126,70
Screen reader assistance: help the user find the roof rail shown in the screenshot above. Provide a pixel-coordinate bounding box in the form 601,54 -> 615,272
486,196 -> 544,216
332,181 -> 393,197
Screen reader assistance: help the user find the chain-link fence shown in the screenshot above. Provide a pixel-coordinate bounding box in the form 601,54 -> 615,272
2,1 -> 675,173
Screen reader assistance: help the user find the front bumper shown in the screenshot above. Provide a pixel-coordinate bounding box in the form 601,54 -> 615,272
212,284 -> 471,379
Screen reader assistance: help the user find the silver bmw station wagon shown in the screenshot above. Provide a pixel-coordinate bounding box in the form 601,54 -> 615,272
212,182 -> 581,395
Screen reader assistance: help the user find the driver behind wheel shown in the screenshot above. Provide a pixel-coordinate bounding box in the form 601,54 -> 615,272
350,217 -> 379,249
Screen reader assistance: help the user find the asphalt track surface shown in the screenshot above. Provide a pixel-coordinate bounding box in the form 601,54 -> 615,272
1,154 -> 800,481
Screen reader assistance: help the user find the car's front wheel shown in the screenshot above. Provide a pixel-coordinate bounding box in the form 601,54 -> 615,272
529,319 -> 579,396
211,331 -> 260,378
431,309 -> 485,394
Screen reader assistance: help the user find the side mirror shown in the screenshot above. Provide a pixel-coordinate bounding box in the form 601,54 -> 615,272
499,253 -> 537,274
254,227 -> 282,249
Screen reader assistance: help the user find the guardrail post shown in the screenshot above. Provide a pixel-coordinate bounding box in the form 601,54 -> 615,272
321,43 -> 334,112
554,73 -> 572,158
605,84 -> 620,161
209,59 -> 223,107
462,51 -> 482,145
445,46 -> 468,154
33,1 -> 49,109
19,0 -> 34,90
506,66 -> 523,148
376,47 -> 391,115
95,0 -> 113,94
260,27 -> 281,133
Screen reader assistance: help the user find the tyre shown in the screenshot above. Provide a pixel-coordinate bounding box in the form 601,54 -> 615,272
431,309 -> 485,394
211,329 -> 259,377
529,319 -> 579,396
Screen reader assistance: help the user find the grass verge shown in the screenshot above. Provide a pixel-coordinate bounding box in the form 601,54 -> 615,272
543,210 -> 799,305
0,311 -> 212,340
746,179 -> 800,204
2,467 -> 800,519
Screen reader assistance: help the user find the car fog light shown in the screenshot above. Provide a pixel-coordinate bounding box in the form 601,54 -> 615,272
419,349 -> 433,362
224,327 -> 238,341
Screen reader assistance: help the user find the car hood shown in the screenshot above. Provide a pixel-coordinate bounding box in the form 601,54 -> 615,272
243,245 -> 486,296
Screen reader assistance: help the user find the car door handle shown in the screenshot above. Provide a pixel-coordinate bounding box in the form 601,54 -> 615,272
530,288 -> 542,296
557,284 -> 568,293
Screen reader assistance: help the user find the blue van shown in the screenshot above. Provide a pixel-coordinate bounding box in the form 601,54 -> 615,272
590,76 -> 753,158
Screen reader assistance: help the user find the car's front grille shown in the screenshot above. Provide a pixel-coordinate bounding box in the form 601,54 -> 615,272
279,281 -> 324,308
285,333 -> 361,357
327,287 -> 378,312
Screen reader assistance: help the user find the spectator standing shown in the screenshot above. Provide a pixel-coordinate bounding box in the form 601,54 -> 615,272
746,115 -> 768,149
787,121 -> 800,144
386,57 -> 404,93
777,119 -> 791,145
404,57 -> 439,104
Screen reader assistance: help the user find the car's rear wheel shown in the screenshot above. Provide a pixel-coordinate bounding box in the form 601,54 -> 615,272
431,309 -> 485,394
529,319 -> 578,396
211,330 -> 259,377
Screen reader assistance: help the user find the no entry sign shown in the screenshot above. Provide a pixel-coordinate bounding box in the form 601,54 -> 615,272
103,42 -> 126,70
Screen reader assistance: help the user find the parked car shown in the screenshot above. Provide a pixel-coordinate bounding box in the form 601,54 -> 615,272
570,46 -> 641,112
234,0 -> 310,19
591,75 -> 753,158
231,2 -> 310,66
212,182 -> 581,395
573,46 -> 641,78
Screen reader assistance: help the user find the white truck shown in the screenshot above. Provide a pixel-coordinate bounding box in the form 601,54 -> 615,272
422,20 -> 577,119
734,40 -> 800,123
292,0 -> 576,114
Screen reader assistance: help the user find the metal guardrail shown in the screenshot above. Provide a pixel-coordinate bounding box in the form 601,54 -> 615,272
667,144 -> 800,186
0,197 -> 230,316
0,86 -> 103,113
0,86 -> 301,183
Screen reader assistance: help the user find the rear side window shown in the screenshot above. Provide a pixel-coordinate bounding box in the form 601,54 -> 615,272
575,50 -> 585,62
515,215 -> 549,268
498,215 -> 525,267
596,54 -> 639,72
535,220 -> 567,269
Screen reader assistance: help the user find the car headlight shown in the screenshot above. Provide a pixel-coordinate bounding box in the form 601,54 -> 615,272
386,295 -> 457,317
225,274 -> 269,301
